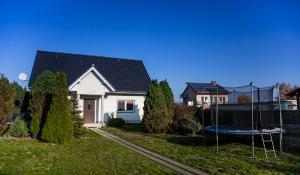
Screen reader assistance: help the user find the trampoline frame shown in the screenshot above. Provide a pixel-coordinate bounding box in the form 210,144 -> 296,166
202,83 -> 283,158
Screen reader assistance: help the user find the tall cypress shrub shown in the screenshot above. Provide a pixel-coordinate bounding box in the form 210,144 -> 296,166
41,72 -> 73,143
30,70 -> 56,136
159,80 -> 174,103
30,71 -> 56,119
142,80 -> 169,133
159,80 -> 174,124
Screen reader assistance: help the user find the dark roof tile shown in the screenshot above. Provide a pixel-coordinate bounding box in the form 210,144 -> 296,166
186,82 -> 229,94
29,50 -> 151,93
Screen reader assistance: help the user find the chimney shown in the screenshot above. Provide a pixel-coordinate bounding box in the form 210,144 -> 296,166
211,81 -> 217,86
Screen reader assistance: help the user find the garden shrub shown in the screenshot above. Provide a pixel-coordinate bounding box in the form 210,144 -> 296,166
30,115 -> 39,139
69,92 -> 86,138
30,70 -> 56,135
174,104 -> 198,120
41,72 -> 73,144
171,118 -> 201,135
9,116 -> 28,137
159,80 -> 174,126
0,74 -> 15,135
108,118 -> 126,128
142,80 -> 170,133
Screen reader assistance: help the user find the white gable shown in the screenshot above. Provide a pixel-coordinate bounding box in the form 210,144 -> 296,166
70,71 -> 110,95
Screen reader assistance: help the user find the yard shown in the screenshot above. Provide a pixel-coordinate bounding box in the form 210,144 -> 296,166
103,125 -> 300,175
0,130 -> 175,175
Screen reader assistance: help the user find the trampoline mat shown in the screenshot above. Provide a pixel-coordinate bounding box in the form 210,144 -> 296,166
204,125 -> 285,135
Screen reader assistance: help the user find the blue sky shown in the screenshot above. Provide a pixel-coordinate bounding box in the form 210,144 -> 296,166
1,0 -> 300,101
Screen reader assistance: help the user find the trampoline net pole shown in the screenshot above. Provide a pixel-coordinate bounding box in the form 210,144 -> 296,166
216,87 -> 219,153
251,82 -> 255,158
202,88 -> 205,137
277,83 -> 283,154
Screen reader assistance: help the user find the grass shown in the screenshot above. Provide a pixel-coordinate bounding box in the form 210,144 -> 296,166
0,130 -> 176,175
103,125 -> 300,175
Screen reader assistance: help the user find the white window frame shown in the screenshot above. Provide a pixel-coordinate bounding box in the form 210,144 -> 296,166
117,100 -> 135,113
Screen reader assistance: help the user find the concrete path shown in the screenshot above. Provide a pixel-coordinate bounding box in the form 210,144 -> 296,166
90,128 -> 207,175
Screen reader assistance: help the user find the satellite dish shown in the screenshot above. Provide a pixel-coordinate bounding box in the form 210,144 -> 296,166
18,73 -> 27,81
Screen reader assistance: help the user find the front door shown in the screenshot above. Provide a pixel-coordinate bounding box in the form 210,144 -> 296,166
84,99 -> 95,123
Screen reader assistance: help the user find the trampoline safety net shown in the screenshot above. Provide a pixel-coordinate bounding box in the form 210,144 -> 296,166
209,84 -> 278,130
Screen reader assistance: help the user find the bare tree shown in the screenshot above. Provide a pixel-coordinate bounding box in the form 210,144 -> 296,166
237,94 -> 251,104
279,83 -> 295,100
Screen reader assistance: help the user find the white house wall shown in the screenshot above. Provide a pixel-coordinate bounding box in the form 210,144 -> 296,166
70,71 -> 107,95
103,95 -> 145,123
69,70 -> 146,125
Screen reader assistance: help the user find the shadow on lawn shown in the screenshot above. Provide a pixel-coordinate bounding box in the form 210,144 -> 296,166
253,161 -> 300,174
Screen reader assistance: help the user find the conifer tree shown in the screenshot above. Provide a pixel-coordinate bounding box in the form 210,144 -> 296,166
0,74 -> 15,134
30,71 -> 56,117
69,92 -> 86,138
142,80 -> 169,133
159,80 -> 175,124
41,72 -> 73,143
30,71 -> 56,139
159,80 -> 174,104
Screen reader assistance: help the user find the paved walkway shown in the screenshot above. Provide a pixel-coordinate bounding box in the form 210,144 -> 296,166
90,128 -> 207,175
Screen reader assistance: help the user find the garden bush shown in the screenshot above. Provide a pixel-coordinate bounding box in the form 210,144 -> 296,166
108,118 -> 126,128
142,80 -> 170,133
0,74 -> 15,135
9,116 -> 28,137
174,104 -> 198,120
69,92 -> 86,138
171,118 -> 201,135
41,73 -> 73,144
30,115 -> 39,139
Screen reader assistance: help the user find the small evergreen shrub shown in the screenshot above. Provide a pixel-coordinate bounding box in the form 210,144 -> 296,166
9,116 -> 28,137
41,73 -> 74,144
30,116 -> 40,139
171,118 -> 201,135
69,92 -> 86,138
108,118 -> 126,128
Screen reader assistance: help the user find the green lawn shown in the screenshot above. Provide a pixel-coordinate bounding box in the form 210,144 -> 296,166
0,130 -> 175,175
103,125 -> 300,175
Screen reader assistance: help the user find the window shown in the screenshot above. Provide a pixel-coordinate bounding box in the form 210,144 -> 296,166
188,101 -> 193,106
118,100 -> 135,112
126,100 -> 134,111
117,101 -> 126,111
201,97 -> 204,102
219,97 -> 223,102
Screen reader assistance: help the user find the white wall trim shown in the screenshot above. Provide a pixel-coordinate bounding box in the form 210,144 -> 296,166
69,66 -> 115,92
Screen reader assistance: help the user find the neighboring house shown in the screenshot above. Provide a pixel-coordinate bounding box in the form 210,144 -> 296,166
274,100 -> 298,110
287,88 -> 300,110
29,50 -> 151,127
181,81 -> 229,108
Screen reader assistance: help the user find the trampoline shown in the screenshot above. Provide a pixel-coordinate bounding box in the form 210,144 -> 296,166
199,82 -> 284,158
204,125 -> 285,135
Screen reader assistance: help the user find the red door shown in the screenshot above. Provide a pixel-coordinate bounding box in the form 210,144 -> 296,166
84,99 -> 95,123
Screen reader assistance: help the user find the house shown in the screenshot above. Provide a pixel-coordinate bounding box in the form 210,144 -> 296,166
29,50 -> 151,127
181,81 -> 229,108
287,88 -> 300,110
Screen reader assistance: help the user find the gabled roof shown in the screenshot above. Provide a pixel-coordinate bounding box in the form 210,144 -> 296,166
29,50 -> 151,93
182,82 -> 230,96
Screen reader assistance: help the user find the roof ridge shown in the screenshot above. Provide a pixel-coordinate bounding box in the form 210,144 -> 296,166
187,82 -> 215,85
36,50 -> 142,62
